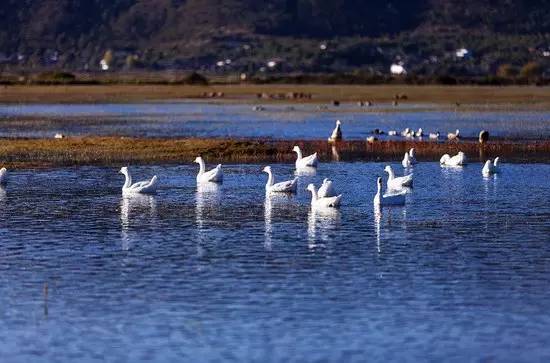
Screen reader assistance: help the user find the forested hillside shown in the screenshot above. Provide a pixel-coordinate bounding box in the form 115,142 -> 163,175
2,0 -> 550,77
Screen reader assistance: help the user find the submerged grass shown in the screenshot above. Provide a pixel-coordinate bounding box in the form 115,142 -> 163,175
0,137 -> 548,169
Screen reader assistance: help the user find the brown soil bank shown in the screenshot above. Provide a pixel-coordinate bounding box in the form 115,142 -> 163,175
2,84 -> 550,105
0,137 -> 548,169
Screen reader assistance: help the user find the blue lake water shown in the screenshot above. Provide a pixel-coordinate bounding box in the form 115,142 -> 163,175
0,102 -> 549,139
0,162 -> 549,362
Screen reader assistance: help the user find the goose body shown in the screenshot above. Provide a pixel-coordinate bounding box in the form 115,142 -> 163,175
307,183 -> 342,208
318,178 -> 337,198
447,129 -> 460,140
440,151 -> 467,167
429,131 -> 440,140
0,167 -> 7,186
384,165 -> 413,190
263,166 -> 298,193
482,157 -> 500,176
120,167 -> 158,195
293,146 -> 318,169
328,120 -> 342,142
374,177 -> 406,206
195,156 -> 223,183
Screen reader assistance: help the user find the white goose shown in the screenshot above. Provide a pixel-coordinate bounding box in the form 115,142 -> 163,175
447,129 -> 460,140
307,183 -> 342,208
429,131 -> 440,140
408,148 -> 418,164
384,165 -> 413,190
440,151 -> 467,167
416,128 -> 424,138
328,120 -> 342,142
293,146 -> 318,169
318,178 -> 337,198
388,130 -> 398,136
263,166 -> 298,193
374,177 -> 406,206
195,156 -> 223,183
482,157 -> 500,176
119,167 -> 158,195
0,167 -> 7,186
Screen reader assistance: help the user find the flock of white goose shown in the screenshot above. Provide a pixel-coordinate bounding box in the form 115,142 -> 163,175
0,121 -> 501,209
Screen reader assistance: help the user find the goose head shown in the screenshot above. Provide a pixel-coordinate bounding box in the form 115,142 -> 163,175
336,120 -> 341,126
194,156 -> 203,164
409,148 -> 416,156
493,157 -> 500,166
383,165 -> 392,174
377,177 -> 383,188
455,129 -> 460,135
262,166 -> 271,174
292,145 -> 300,153
119,166 -> 128,175
306,183 -> 316,193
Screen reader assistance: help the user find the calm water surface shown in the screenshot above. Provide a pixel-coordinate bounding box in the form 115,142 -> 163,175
0,102 -> 549,139
0,162 -> 549,362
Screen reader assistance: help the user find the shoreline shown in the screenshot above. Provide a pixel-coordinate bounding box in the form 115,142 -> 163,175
2,84 -> 550,106
1,137 -> 548,169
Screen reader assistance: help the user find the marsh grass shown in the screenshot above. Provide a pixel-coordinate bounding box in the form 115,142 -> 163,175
0,137 -> 548,169
3,84 -> 550,105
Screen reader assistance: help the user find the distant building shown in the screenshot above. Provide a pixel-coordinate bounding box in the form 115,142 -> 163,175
100,59 -> 109,71
455,48 -> 470,59
390,63 -> 406,75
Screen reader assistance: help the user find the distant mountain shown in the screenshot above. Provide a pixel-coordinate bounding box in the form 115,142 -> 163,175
2,0 -> 550,76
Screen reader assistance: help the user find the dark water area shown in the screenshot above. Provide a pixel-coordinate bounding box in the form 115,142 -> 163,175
0,102 -> 549,139
0,162 -> 549,362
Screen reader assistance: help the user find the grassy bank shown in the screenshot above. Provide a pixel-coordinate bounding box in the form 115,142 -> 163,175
2,84 -> 550,105
0,137 -> 548,169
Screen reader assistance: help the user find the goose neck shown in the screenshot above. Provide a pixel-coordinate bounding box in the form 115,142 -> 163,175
309,187 -> 318,203
295,148 -> 303,160
265,170 -> 274,187
122,170 -> 132,189
197,158 -> 206,175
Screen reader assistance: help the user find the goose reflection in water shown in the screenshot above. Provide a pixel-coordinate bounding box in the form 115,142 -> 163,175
307,206 -> 341,250
373,206 -> 408,255
264,193 -> 295,250
195,183 -> 221,256
120,194 -> 157,251
294,166 -> 317,177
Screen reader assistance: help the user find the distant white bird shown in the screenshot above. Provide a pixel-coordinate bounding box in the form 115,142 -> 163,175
429,131 -> 440,140
384,165 -> 413,190
482,157 -> 501,176
328,120 -> 342,142
440,151 -> 467,167
195,156 -> 223,183
416,128 -> 424,137
374,177 -> 406,207
388,130 -> 398,136
401,128 -> 411,137
119,167 -> 158,195
0,167 -> 7,186
54,133 -> 65,139
293,146 -> 318,169
263,166 -> 298,193
447,129 -> 460,140
318,178 -> 337,198
307,183 -> 342,208
408,148 -> 418,164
